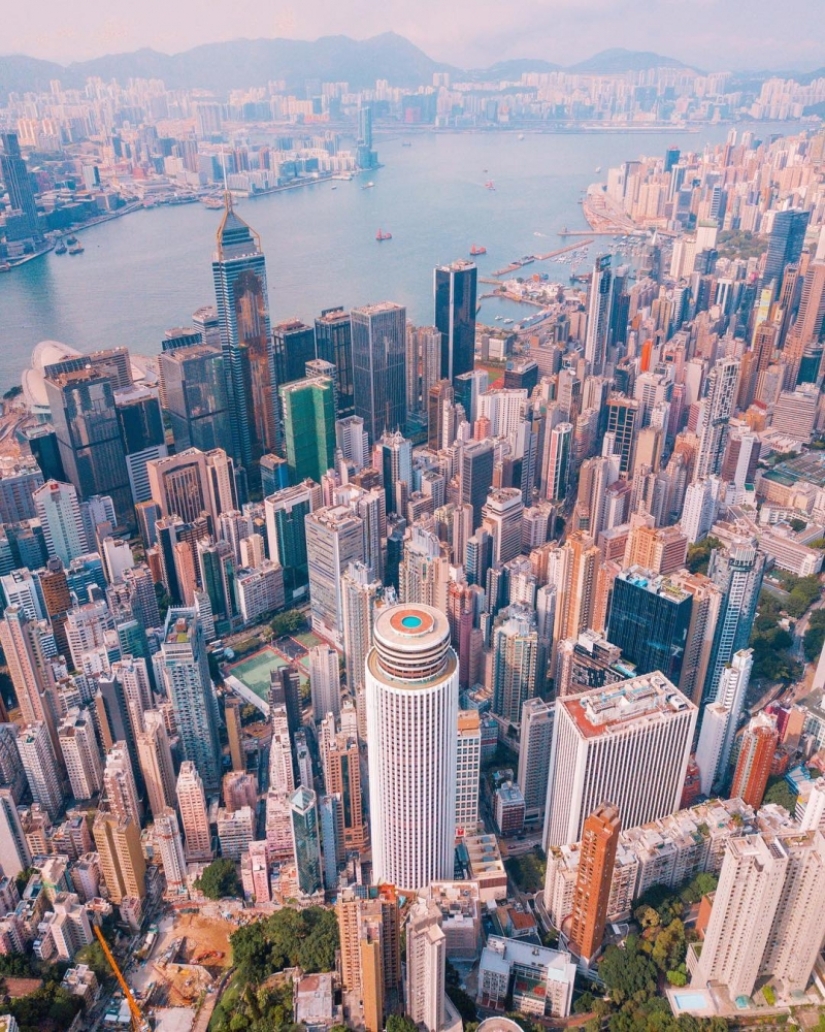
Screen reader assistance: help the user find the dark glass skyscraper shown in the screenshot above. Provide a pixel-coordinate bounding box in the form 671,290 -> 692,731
43,366 -> 133,529
0,132 -> 42,243
159,343 -> 231,452
212,199 -> 274,468
434,260 -> 477,383
764,209 -> 810,298
606,568 -> 693,684
272,320 -> 317,387
351,302 -> 407,444
315,307 -> 354,418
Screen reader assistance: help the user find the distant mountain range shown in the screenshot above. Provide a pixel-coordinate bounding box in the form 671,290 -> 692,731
0,33 -> 799,102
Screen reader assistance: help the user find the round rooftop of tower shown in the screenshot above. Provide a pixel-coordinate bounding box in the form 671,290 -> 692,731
372,604 -> 451,683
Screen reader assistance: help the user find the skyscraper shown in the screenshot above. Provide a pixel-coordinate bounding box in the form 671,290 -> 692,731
405,899 -> 447,1032
351,302 -> 407,444
456,710 -> 481,835
305,506 -> 365,647
690,831 -> 825,997
336,886 -> 401,1031
0,132 -> 42,243
763,209 -> 810,297
316,308 -> 355,418
543,673 -> 697,848
695,357 -> 739,480
93,810 -> 146,903
309,643 -> 340,722
154,807 -> 187,891
491,605 -> 538,726
33,480 -> 88,567
729,711 -> 777,808
290,786 -> 323,895
58,708 -> 102,802
158,343 -> 231,452
18,721 -> 64,820
584,255 -> 612,375
212,199 -> 274,466
325,731 -> 367,851
136,710 -> 177,819
606,568 -> 693,684
264,480 -> 321,604
159,609 -> 222,791
280,377 -> 336,485
367,605 -> 458,890
434,260 -> 478,383
176,761 -> 213,862
706,539 -> 764,704
567,804 -> 621,963
518,698 -> 554,824
114,383 -> 168,505
44,366 -> 133,529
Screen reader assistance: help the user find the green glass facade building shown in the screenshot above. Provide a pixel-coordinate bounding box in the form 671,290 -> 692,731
279,376 -> 336,485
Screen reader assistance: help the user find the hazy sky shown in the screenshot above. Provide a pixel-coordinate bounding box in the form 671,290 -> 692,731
5,0 -> 825,71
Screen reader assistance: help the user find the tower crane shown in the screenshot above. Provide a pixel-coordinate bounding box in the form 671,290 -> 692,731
93,924 -> 151,1032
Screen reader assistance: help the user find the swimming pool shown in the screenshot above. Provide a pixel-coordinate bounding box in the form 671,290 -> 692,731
672,991 -> 710,1011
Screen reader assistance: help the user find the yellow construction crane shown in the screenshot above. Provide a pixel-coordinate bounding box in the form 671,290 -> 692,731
93,924 -> 151,1032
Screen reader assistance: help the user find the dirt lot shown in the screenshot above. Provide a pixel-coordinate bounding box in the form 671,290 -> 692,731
175,912 -> 235,968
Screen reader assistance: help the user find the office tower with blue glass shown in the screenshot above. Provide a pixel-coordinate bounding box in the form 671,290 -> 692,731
159,343 -> 231,452
764,209 -> 810,298
315,307 -> 355,418
212,199 -> 274,467
434,260 -> 477,383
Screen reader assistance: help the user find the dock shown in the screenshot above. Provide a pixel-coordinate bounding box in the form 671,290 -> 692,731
492,239 -> 594,276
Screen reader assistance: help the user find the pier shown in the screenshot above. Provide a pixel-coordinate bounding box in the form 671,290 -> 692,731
491,238 -> 594,276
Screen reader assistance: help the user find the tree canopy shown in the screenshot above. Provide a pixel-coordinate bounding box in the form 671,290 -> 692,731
195,858 -> 241,900
230,906 -> 339,984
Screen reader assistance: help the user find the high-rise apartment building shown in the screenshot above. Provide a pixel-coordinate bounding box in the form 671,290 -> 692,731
367,605 -> 458,890
212,200 -> 274,466
58,708 -> 102,802
456,710 -> 481,835
159,609 -> 221,791
518,698 -> 554,824
309,644 -> 340,722
336,885 -> 401,1032
491,605 -> 538,726
706,538 -> 764,705
351,302 -> 407,445
544,673 -> 697,848
103,741 -> 142,826
154,807 -> 187,891
18,721 -> 64,820
405,899 -> 447,1032
434,260 -> 477,383
176,761 -> 213,862
482,488 -> 524,565
689,831 -> 825,997
93,810 -> 146,903
566,804 -> 621,963
136,710 -> 177,819
729,712 -> 778,808
305,506 -> 365,648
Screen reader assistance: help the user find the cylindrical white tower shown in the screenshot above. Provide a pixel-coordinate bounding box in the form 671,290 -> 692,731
366,604 -> 458,890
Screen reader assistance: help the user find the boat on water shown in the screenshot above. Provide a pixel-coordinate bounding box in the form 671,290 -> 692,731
0,262 -> 11,273
518,133 -> 525,140
485,181 -> 495,190
202,197 -> 224,209
66,235 -> 78,245
595,166 -> 602,173
68,244 -> 85,255
363,181 -> 375,189
401,142 -> 412,147
331,185 -> 338,191
470,245 -> 487,256
55,241 -> 67,255
376,229 -> 392,241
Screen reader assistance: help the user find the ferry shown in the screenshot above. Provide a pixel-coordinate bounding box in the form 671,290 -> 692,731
362,181 -> 375,189
470,245 -> 487,256
202,197 -> 224,209
376,229 -> 392,242
68,243 -> 85,255
54,240 -> 67,255
66,235 -> 78,245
